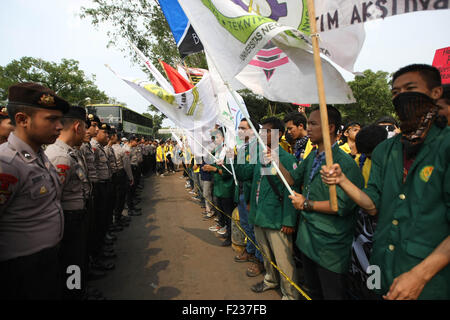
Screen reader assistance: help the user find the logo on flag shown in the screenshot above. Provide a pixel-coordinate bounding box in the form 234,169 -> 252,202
249,41 -> 290,81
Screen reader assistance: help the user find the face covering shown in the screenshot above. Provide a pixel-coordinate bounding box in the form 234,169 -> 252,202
392,91 -> 438,158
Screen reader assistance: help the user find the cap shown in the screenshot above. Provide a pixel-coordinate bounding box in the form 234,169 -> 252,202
63,106 -> 87,122
87,113 -> 101,123
0,106 -> 8,120
7,82 -> 70,113
121,137 -> 128,142
99,123 -> 111,131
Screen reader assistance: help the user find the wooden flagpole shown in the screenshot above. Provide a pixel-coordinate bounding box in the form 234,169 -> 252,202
183,61 -> 195,86
306,0 -> 338,212
158,59 -> 170,81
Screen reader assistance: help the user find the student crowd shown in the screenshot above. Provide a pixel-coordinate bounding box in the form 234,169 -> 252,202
170,64 -> 449,300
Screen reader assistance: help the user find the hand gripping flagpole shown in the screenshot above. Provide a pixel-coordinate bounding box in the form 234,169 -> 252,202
306,0 -> 338,212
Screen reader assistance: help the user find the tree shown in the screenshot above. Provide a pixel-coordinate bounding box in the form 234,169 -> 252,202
0,57 -> 116,105
142,110 -> 165,138
335,69 -> 396,125
80,0 -> 207,78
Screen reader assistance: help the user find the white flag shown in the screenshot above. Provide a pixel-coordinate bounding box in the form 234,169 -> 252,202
179,0 -> 355,104
106,65 -> 218,141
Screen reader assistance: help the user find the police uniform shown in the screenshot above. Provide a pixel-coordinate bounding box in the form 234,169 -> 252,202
125,139 -> 140,213
90,127 -> 112,258
45,106 -> 88,300
104,133 -> 119,230
0,82 -> 69,299
112,141 -> 132,221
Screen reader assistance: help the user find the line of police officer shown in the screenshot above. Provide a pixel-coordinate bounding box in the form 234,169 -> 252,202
0,82 -> 151,300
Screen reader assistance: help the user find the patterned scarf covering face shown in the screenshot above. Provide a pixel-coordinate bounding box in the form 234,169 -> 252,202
393,92 -> 438,155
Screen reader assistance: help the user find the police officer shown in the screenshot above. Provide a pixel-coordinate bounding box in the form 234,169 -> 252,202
124,136 -> 142,216
45,106 -> 88,300
0,107 -> 14,144
112,134 -> 133,226
104,127 -> 122,233
91,122 -> 116,261
0,82 -> 69,299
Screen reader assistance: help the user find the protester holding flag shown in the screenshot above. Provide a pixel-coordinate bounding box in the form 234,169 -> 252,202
287,106 -> 364,300
203,128 -> 235,247
321,64 -> 450,300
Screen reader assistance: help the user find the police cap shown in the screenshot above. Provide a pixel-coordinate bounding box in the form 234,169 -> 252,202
63,106 -> 87,123
7,82 -> 70,113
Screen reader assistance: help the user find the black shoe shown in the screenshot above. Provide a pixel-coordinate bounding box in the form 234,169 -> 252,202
129,210 -> 142,216
119,216 -> 132,222
131,207 -> 142,212
251,281 -> 278,293
88,268 -> 107,281
91,259 -> 115,271
108,224 -> 123,232
105,232 -> 117,241
101,245 -> 115,253
221,239 -> 232,247
103,238 -> 114,246
99,250 -> 117,259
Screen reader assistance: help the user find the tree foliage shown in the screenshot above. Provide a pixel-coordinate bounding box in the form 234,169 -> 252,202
336,69 -> 396,126
0,56 -> 116,105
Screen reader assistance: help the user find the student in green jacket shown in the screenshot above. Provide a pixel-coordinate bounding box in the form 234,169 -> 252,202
237,117 -> 299,300
321,64 -> 450,300
203,127 -> 235,247
286,106 -> 364,300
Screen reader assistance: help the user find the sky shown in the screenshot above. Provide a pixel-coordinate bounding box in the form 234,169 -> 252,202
0,0 -> 449,128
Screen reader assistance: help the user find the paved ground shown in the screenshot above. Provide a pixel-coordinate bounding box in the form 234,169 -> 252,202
91,171 -> 282,300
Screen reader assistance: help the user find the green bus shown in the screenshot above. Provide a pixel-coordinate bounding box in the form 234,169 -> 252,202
86,104 -> 153,138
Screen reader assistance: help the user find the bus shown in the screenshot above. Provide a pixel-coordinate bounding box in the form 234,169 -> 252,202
85,104 -> 153,138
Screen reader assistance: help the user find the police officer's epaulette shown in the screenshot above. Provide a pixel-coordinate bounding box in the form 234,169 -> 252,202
0,146 -> 19,164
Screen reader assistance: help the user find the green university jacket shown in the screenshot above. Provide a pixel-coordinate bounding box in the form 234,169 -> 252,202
235,147 -> 298,230
292,144 -> 364,274
364,123 -> 450,299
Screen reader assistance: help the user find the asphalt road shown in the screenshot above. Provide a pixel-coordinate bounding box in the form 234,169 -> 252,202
91,171 -> 282,300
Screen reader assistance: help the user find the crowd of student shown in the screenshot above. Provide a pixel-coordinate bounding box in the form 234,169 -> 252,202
167,64 -> 449,300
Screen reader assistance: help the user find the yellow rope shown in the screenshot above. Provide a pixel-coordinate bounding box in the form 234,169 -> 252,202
183,168 -> 312,300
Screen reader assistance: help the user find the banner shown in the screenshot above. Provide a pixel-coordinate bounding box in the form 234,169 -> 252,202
432,46 -> 450,85
311,0 -> 449,32
159,0 -> 204,58
179,0 -> 355,104
231,0 -> 366,72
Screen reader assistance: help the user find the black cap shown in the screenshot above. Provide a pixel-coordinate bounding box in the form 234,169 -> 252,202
7,82 -> 70,113
87,113 -> 101,124
63,106 -> 87,122
99,123 -> 110,131
0,106 -> 8,120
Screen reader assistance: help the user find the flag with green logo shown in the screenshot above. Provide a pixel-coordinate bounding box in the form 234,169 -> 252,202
178,0 -> 355,104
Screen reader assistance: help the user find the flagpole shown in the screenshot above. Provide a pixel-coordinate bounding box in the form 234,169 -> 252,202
222,126 -> 238,186
227,84 -> 295,196
183,61 -> 195,86
306,0 -> 338,212
159,59 -> 170,81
